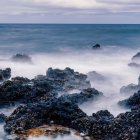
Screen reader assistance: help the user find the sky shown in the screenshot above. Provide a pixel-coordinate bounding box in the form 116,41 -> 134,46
0,0 -> 140,23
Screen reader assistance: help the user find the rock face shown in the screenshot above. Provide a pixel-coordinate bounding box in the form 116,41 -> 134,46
120,75 -> 140,95
92,44 -> 101,49
119,90 -> 140,108
0,68 -> 11,82
11,54 -> 32,63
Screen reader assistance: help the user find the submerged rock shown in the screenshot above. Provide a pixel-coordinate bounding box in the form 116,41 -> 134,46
11,54 -> 32,63
119,90 -> 140,108
120,75 -> 140,95
132,52 -> 140,63
92,44 -> 101,49
87,71 -> 106,83
0,68 -> 11,82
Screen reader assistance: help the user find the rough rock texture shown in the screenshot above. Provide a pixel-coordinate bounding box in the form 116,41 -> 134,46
0,68 -> 91,106
4,98 -> 87,134
46,67 -> 91,91
119,90 -> 140,108
0,68 -> 11,82
120,75 -> 140,95
11,54 -> 32,63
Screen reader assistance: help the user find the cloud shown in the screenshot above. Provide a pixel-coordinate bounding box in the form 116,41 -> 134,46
0,0 -> 140,23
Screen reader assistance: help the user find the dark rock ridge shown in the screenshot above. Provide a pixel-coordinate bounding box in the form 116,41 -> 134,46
0,67 -> 91,106
2,67 -> 140,140
0,68 -> 11,82
120,75 -> 140,95
11,54 -> 32,63
119,90 -> 140,109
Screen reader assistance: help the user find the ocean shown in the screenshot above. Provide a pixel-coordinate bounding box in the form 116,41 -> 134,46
0,24 -> 140,54
0,24 -> 140,140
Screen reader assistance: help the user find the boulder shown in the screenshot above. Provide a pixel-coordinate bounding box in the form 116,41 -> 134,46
92,44 -> 101,49
128,62 -> 140,68
11,54 -> 32,63
0,113 -> 7,123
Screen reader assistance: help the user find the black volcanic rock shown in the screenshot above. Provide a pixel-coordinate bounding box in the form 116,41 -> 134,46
92,44 -> 101,49
11,54 -> 32,63
46,67 -> 91,91
60,88 -> 103,105
0,68 -> 11,82
4,98 -> 87,134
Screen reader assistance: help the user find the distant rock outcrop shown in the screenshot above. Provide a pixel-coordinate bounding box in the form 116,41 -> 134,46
92,44 -> 101,49
11,54 -> 32,63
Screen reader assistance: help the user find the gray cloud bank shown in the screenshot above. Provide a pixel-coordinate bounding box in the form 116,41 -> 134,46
0,0 -> 140,23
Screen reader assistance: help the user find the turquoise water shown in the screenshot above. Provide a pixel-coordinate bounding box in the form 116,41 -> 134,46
0,24 -> 140,54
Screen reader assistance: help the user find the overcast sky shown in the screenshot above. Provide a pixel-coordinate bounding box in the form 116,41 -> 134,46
0,0 -> 140,23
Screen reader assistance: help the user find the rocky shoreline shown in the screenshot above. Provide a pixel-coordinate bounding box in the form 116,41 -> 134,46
0,67 -> 139,140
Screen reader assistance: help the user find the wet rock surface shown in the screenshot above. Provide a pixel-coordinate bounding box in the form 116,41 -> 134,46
0,68 -> 11,82
0,67 -> 140,140
92,44 -> 101,49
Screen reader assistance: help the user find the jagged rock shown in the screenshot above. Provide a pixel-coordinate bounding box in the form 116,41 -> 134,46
11,54 -> 32,63
120,75 -> 140,95
119,90 -> 140,108
92,44 -> 101,49
46,67 -> 91,91
0,68 -> 11,82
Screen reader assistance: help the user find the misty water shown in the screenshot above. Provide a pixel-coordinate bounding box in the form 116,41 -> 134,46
0,46 -> 140,139
0,24 -> 140,139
